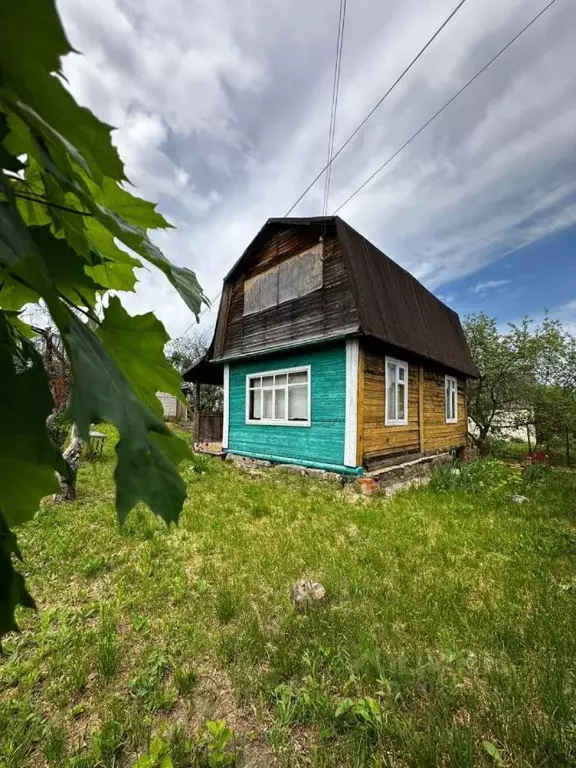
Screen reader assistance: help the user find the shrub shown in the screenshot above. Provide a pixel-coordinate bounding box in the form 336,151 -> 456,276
523,458 -> 552,488
429,459 -> 520,494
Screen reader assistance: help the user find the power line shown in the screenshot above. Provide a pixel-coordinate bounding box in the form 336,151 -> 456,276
284,0 -> 470,217
332,0 -> 557,215
180,289 -> 222,338
322,0 -> 348,217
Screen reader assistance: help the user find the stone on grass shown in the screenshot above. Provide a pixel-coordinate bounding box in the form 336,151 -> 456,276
512,494 -> 529,504
291,579 -> 326,611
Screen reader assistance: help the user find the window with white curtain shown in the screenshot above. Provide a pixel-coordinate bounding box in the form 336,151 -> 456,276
385,357 -> 409,425
445,375 -> 458,423
246,366 -> 310,426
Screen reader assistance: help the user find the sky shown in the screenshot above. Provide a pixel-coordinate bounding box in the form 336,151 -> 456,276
56,0 -> 576,339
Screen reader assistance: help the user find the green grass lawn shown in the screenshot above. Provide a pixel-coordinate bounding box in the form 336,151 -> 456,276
1,427 -> 575,767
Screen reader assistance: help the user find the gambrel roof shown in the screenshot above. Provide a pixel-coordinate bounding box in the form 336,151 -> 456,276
185,216 -> 478,382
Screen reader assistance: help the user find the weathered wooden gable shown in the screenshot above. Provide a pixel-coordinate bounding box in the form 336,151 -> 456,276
215,225 -> 359,360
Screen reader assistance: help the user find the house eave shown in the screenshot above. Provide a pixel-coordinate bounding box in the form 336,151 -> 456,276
210,328 -> 360,365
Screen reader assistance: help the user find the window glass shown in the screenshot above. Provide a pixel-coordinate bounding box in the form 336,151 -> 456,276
247,367 -> 309,425
249,389 -> 261,420
386,377 -> 396,421
445,376 -> 457,421
288,385 -> 308,420
262,389 -> 273,419
289,371 -> 307,384
386,358 -> 408,424
397,383 -> 405,420
275,388 -> 286,419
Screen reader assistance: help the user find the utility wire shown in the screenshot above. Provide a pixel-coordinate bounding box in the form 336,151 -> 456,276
284,0 -> 470,217
322,0 -> 348,217
332,0 -> 557,215
180,289 -> 222,338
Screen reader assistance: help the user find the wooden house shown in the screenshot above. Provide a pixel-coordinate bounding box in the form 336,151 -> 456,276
184,216 -> 478,474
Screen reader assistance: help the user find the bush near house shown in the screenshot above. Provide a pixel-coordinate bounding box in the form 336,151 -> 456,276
1,427 -> 575,767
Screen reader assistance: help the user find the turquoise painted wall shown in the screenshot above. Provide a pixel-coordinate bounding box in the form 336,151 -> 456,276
228,343 -> 347,467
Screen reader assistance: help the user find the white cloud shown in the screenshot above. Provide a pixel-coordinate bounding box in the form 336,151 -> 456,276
54,0 -> 576,336
471,279 -> 511,295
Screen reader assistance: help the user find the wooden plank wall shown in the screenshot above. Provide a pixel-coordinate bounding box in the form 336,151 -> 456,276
360,347 -> 467,462
220,228 -> 359,359
422,370 -> 467,450
228,343 -> 347,467
362,351 -> 420,459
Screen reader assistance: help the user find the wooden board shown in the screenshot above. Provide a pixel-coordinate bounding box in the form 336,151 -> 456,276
218,228 -> 359,359
362,351 -> 420,457
422,369 -> 467,450
360,344 -> 467,463
418,365 -> 424,452
356,345 -> 365,466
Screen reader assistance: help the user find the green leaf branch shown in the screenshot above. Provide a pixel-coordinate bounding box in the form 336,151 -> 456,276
0,0 -> 208,634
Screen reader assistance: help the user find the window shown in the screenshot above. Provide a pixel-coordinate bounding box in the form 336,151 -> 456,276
385,357 -> 408,425
246,366 -> 310,426
243,245 -> 323,316
445,375 -> 458,423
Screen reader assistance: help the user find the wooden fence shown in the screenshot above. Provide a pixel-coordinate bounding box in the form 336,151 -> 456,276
197,412 -> 223,443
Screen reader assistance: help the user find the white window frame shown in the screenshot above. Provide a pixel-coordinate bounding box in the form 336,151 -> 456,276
445,375 -> 458,423
245,365 -> 311,427
385,356 -> 409,426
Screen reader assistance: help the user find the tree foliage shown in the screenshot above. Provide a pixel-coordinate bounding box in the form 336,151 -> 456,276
0,0 -> 207,634
464,312 -> 576,456
166,328 -> 212,374
167,329 -> 223,414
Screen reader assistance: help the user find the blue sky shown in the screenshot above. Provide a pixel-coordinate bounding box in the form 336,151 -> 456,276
55,0 -> 576,338
437,222 -> 576,330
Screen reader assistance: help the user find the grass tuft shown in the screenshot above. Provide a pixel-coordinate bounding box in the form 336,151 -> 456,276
97,606 -> 119,683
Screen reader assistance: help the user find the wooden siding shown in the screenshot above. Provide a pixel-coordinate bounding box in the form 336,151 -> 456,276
360,345 -> 467,463
422,369 -> 467,450
362,351 -> 420,459
217,227 -> 358,359
228,343 -> 347,467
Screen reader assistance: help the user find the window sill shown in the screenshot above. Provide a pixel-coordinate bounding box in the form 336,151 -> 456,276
245,419 -> 311,428
384,419 -> 408,427
445,418 -> 458,424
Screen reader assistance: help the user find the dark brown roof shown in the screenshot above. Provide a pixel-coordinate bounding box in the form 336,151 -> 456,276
182,342 -> 223,385
191,216 -> 478,379
334,218 -> 479,377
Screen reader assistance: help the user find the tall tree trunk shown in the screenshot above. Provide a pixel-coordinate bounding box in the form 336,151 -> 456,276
55,424 -> 83,502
